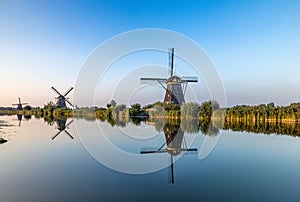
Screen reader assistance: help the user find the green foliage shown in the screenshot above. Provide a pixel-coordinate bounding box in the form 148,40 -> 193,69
199,100 -> 219,120
115,104 -> 126,112
225,102 -> 300,122
110,100 -> 117,107
181,102 -> 199,118
147,105 -> 166,117
106,100 -> 117,109
142,104 -> 154,109
23,105 -> 32,111
129,103 -> 142,117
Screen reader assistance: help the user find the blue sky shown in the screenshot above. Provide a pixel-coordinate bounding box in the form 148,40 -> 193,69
0,0 -> 300,107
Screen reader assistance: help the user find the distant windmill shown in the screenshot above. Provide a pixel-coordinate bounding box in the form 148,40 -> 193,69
140,124 -> 197,184
51,86 -> 74,108
52,119 -> 74,140
12,97 -> 29,110
140,48 -> 198,106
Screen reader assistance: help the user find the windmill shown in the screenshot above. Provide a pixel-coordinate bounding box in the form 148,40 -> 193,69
140,48 -> 198,106
51,86 -> 74,108
52,119 -> 74,140
12,97 -> 29,110
140,123 -> 197,184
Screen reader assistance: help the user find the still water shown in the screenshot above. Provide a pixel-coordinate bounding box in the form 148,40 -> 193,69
1,115 -> 300,201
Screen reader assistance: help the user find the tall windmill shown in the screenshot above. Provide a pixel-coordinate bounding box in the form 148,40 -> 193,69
12,97 -> 29,110
140,48 -> 198,106
51,86 -> 74,108
140,123 -> 197,184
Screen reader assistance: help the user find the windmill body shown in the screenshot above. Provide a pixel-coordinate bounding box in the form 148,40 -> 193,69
140,48 -> 197,106
12,97 -> 29,110
51,86 -> 74,108
57,95 -> 67,108
164,76 -> 185,105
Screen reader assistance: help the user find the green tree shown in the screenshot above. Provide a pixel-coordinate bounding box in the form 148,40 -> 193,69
199,100 -> 219,120
110,100 -> 117,107
129,103 -> 141,116
181,102 -> 199,118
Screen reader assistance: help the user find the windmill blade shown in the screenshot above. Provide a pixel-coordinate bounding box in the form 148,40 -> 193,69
140,150 -> 168,154
64,130 -> 74,139
21,103 -> 29,105
140,141 -> 167,154
181,76 -> 198,82
156,142 -> 167,151
168,155 -> 174,184
169,48 -> 175,77
66,119 -> 74,128
51,87 -> 63,97
140,78 -> 167,84
52,130 -> 63,140
181,148 -> 198,155
66,99 -> 74,107
181,148 -> 198,152
64,87 -> 73,96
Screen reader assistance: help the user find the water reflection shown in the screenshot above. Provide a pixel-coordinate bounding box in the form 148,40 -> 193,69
17,114 -> 22,127
52,119 -> 74,140
43,116 -> 74,140
223,120 -> 300,137
15,114 -> 31,127
141,120 -> 198,184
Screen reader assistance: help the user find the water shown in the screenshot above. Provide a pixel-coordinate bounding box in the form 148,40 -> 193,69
1,115 -> 300,201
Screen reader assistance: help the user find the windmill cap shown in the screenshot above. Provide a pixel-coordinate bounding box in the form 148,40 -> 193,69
167,75 -> 182,83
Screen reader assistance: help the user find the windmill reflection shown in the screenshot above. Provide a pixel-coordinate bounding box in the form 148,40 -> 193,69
52,119 -> 74,140
17,114 -> 22,127
140,122 -> 197,184
15,114 -> 31,127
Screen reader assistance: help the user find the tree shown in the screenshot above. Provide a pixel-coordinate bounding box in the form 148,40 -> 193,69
129,103 -> 141,116
110,100 -> 117,107
107,100 -> 117,108
23,105 -> 32,111
181,102 -> 199,118
115,104 -> 126,112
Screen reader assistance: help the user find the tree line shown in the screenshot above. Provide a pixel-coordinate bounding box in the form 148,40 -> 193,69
223,102 -> 300,123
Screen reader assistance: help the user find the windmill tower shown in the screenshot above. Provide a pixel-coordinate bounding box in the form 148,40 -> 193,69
140,123 -> 197,184
12,97 -> 29,110
141,48 -> 198,106
51,86 -> 74,108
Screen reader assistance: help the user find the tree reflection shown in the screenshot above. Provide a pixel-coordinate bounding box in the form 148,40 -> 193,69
199,119 -> 220,136
180,118 -> 199,134
224,120 -> 300,137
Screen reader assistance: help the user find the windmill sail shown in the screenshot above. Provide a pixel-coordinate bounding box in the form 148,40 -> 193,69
169,48 -> 174,77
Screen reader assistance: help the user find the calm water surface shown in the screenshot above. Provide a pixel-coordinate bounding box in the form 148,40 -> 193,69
1,115 -> 300,201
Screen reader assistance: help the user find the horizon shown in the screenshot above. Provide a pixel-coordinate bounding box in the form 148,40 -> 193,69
1,0 -> 300,107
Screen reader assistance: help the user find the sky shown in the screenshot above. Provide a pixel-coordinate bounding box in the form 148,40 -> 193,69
0,0 -> 300,107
